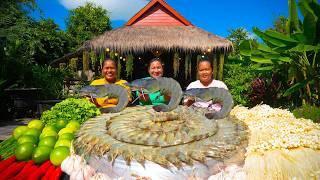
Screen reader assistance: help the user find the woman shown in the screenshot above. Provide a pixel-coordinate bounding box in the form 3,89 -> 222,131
184,58 -> 228,111
136,58 -> 169,105
90,58 -> 131,108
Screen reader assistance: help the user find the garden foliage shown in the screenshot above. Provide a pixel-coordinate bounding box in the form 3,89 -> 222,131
293,104 -> 320,123
224,63 -> 257,106
240,0 -> 320,106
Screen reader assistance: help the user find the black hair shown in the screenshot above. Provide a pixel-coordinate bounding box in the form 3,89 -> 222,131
197,57 -> 213,69
148,57 -> 164,69
102,58 -> 117,69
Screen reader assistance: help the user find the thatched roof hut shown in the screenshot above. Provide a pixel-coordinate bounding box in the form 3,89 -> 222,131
83,26 -> 232,54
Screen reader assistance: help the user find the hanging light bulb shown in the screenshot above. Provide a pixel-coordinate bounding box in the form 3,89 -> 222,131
115,53 -> 118,56
123,58 -> 126,62
106,48 -> 110,52
138,57 -> 141,60
207,48 -> 212,53
120,56 -> 123,59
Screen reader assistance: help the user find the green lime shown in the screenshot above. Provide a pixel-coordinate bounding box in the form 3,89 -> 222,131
13,126 -> 28,140
65,121 -> 80,131
15,142 -> 36,161
39,130 -> 58,140
32,146 -> 52,164
58,128 -> 75,136
27,119 -> 44,131
54,119 -> 68,130
54,139 -> 71,148
24,128 -> 41,141
38,136 -> 57,148
18,135 -> 37,145
42,125 -> 58,133
50,147 -> 70,166
58,133 -> 74,141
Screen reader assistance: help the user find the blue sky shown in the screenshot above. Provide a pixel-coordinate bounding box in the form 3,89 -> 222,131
32,0 -> 289,38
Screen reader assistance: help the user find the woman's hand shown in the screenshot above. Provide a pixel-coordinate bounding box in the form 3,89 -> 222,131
138,91 -> 151,103
183,97 -> 195,107
88,97 -> 100,107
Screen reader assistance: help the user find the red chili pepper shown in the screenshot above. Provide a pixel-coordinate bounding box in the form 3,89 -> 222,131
50,166 -> 62,180
1,161 -> 27,180
27,160 -> 52,180
0,156 -> 16,172
14,160 -> 35,180
24,165 -> 39,179
41,165 -> 55,180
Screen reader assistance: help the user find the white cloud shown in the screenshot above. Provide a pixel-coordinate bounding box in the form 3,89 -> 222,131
59,0 -> 149,20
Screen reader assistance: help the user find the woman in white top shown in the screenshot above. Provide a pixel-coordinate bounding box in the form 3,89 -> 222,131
183,58 -> 229,111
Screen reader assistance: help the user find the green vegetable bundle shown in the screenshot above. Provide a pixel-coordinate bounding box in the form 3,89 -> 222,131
0,137 -> 17,160
40,98 -> 101,125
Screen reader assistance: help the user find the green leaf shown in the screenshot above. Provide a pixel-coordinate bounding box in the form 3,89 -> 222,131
253,28 -> 295,47
283,79 -> 314,96
239,40 -> 252,56
264,53 -> 292,63
289,44 -> 320,52
265,30 -> 298,43
303,13 -> 317,44
257,66 -> 273,71
291,32 -> 307,43
298,0 -> 317,19
250,56 -> 273,64
277,56 -> 292,63
287,0 -> 302,33
257,44 -> 277,53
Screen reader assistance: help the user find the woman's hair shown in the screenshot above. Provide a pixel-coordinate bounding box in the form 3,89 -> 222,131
102,58 -> 117,69
197,57 -> 213,69
148,57 -> 163,69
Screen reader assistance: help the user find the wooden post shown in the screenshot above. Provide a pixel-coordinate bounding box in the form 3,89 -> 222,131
217,53 -> 225,80
212,53 -> 218,80
82,50 -> 89,71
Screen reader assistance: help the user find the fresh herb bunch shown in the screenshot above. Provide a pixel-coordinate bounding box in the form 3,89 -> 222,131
40,98 -> 101,125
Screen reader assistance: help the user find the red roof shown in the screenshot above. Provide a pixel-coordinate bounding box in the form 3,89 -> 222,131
126,0 -> 192,26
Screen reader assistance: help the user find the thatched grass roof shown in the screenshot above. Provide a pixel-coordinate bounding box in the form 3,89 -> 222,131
83,26 -> 233,54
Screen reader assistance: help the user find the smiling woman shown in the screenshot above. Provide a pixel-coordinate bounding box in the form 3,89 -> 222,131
89,58 -> 131,108
183,58 -> 228,111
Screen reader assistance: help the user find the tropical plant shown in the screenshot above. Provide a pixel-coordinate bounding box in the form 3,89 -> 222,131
248,75 -> 285,107
240,0 -> 320,106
